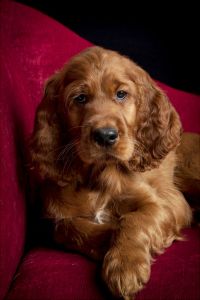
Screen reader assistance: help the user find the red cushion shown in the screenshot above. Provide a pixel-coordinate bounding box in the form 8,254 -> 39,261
1,1 -> 200,300
6,229 -> 200,300
6,249 -> 108,300
137,228 -> 200,300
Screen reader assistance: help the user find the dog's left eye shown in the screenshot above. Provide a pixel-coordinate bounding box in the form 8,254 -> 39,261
116,90 -> 127,101
74,94 -> 87,104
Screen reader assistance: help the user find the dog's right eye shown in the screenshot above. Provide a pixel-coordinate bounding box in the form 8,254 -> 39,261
74,94 -> 87,104
116,90 -> 127,101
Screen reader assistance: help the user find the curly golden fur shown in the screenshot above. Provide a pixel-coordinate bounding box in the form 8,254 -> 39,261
29,46 -> 192,299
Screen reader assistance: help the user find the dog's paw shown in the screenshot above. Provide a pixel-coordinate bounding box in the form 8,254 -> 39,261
102,247 -> 150,299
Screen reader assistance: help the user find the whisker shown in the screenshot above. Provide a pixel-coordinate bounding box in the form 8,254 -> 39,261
48,145 -> 69,154
56,139 -> 79,161
67,124 -> 89,133
62,151 -> 75,176
60,139 -> 81,176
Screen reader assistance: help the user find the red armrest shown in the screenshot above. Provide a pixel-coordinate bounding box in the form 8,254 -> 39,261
0,2 -> 91,299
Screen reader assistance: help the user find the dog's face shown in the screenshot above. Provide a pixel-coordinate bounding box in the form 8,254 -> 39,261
63,48 -> 138,164
30,46 -> 181,181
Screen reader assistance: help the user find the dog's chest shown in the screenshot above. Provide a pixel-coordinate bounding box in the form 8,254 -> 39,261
88,192 -> 112,224
94,208 -> 110,224
89,166 -> 133,223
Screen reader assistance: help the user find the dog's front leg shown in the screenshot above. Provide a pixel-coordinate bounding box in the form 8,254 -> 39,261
54,217 -> 115,260
102,188 -> 189,299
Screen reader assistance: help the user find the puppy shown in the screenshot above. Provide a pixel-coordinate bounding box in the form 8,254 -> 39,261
29,46 -> 192,299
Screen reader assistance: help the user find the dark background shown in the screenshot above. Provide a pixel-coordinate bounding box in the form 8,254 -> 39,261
18,1 -> 200,94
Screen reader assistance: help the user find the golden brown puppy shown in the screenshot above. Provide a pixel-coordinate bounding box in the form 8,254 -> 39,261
29,46 -> 192,299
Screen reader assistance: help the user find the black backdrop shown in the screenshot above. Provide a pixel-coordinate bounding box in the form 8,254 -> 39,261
18,1 -> 200,94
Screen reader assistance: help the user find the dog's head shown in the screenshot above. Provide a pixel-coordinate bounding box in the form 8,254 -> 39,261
30,46 -> 182,181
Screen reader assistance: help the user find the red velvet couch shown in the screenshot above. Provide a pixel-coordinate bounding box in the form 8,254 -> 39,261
0,2 -> 200,300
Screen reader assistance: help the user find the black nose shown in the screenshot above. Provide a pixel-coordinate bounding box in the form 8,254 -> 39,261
93,127 -> 118,147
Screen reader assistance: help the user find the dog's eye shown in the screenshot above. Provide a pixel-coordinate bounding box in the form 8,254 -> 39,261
116,90 -> 127,101
74,94 -> 87,104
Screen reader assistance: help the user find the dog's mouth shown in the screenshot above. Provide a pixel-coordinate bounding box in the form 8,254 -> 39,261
101,152 -> 119,163
77,140 -> 133,166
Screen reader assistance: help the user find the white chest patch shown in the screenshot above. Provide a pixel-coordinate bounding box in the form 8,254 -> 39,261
94,209 -> 110,224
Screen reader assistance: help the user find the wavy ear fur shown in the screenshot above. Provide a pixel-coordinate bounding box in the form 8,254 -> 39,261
29,72 -> 65,182
130,68 -> 182,171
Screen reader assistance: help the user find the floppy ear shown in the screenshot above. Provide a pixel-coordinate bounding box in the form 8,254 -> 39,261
29,72 -> 65,182
130,69 -> 182,171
